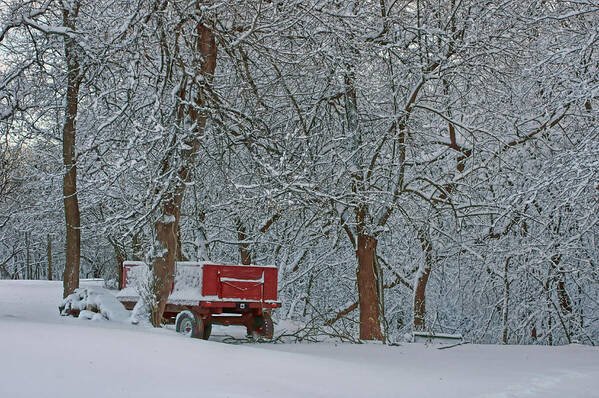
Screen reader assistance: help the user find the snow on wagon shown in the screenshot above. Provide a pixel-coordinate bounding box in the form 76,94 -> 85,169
116,261 -> 281,340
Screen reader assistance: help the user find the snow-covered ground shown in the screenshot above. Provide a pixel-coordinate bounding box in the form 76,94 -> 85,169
1,280 -> 598,398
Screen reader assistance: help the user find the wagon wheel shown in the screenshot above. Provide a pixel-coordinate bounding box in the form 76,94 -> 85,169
175,310 -> 206,339
251,313 -> 274,339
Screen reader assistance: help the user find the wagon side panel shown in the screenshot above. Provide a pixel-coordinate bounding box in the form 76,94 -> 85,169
262,268 -> 278,301
201,264 -> 220,297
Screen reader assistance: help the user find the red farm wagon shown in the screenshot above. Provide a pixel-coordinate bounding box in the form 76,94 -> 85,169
116,261 -> 281,340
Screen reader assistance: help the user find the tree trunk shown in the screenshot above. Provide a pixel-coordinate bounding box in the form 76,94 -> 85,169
25,231 -> 31,279
235,213 -> 279,266
356,233 -> 383,341
236,218 -> 252,265
61,2 -> 82,298
150,21 -> 217,327
176,223 -> 186,261
108,236 -> 126,288
150,206 -> 178,326
552,254 -> 572,315
545,279 -> 553,345
345,65 -> 383,341
502,257 -> 510,344
132,233 -> 142,261
47,234 -> 52,281
413,230 -> 432,331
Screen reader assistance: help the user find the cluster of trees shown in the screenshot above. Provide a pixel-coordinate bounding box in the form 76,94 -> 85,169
1,0 -> 597,344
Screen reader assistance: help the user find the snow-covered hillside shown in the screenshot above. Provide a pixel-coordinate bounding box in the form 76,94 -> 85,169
1,280 -> 598,398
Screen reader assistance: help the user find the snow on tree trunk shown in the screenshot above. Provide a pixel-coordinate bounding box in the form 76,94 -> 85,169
61,1 -> 82,298
149,21 -> 217,327
150,211 -> 178,327
413,230 -> 433,332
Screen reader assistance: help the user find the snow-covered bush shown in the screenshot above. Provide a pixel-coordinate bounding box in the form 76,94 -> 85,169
130,297 -> 151,325
59,288 -> 129,322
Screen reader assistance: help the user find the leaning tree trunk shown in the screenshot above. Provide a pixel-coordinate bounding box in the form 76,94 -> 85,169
150,22 -> 217,327
61,2 -> 82,298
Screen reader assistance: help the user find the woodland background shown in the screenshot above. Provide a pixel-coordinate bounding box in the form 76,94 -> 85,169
0,0 -> 597,344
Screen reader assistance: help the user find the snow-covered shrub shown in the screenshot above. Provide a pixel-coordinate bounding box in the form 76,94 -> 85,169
130,297 -> 151,325
59,288 -> 129,322
103,278 -> 119,290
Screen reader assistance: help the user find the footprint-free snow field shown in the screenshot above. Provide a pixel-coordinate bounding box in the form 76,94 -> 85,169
1,280 -> 598,398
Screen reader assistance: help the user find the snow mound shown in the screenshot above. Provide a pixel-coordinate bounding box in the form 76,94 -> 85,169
59,288 -> 129,322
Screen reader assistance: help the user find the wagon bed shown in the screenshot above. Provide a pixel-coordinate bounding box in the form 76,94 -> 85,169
117,261 -> 281,339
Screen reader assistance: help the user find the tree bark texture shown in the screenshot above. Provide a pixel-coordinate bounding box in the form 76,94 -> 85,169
62,2 -> 82,298
150,209 -> 178,327
345,64 -> 384,341
356,232 -> 383,341
413,231 -> 432,331
150,22 -> 217,326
